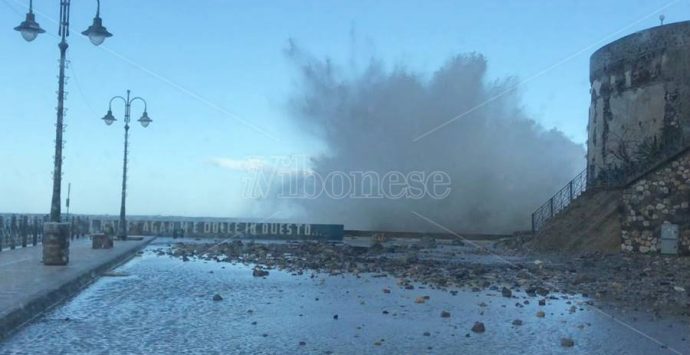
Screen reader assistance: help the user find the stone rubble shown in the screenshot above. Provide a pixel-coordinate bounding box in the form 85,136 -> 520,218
560,337 -> 575,347
471,322 -> 485,333
163,239 -> 689,316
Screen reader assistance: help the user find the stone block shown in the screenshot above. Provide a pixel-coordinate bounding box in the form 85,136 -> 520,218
43,222 -> 70,265
92,233 -> 114,249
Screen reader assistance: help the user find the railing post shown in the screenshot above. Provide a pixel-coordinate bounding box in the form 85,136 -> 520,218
33,218 -> 38,246
39,215 -> 47,245
549,198 -> 554,218
0,216 -> 4,252
568,180 -> 573,201
21,215 -> 27,248
38,220 -> 42,244
10,215 -> 16,250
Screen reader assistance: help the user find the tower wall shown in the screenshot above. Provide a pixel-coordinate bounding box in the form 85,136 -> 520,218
588,21 -> 690,183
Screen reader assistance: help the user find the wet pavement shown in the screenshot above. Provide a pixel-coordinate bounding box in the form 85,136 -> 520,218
0,238 -> 687,354
0,237 -> 154,341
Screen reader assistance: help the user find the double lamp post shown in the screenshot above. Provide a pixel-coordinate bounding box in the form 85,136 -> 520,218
102,91 -> 152,240
14,0 -> 151,264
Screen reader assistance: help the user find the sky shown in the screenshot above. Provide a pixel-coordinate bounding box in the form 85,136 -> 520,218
0,0 -> 687,219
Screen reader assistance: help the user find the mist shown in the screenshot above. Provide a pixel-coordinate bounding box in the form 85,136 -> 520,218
264,42 -> 584,234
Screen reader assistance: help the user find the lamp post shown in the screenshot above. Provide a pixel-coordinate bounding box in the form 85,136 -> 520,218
15,0 -> 112,265
102,90 -> 152,240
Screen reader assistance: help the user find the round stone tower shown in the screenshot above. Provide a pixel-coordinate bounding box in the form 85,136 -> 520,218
587,21 -> 690,184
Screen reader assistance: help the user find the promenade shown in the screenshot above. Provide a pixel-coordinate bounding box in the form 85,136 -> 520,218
0,237 -> 154,340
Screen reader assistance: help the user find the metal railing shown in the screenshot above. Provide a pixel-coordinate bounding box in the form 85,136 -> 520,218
0,214 -> 90,252
0,215 -> 45,251
530,143 -> 690,233
531,168 -> 588,233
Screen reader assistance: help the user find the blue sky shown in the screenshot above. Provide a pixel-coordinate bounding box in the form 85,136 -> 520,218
0,0 -> 686,218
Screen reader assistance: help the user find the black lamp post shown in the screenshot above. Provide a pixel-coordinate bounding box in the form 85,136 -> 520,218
15,0 -> 112,265
102,90 -> 152,240
14,0 -> 113,224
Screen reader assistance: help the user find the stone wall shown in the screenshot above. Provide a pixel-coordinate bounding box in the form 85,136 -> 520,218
587,21 -> 690,183
621,149 -> 690,254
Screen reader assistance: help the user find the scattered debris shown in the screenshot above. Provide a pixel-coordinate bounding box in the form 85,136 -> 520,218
561,338 -> 575,347
471,322 -> 485,333
252,267 -> 269,277
369,242 -> 385,254
166,240 -> 690,316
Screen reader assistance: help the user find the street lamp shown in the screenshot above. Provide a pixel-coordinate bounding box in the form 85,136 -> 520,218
81,1 -> 113,46
13,0 -> 44,42
102,90 -> 152,240
15,0 -> 113,265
